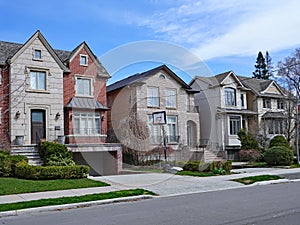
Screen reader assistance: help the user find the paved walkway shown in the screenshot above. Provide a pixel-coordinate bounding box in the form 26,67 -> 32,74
1,167 -> 300,206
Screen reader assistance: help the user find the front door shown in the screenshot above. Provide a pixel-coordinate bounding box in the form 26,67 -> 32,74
31,109 -> 46,144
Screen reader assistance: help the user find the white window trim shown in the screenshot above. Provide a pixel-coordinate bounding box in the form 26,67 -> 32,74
166,115 -> 179,143
147,86 -> 159,108
26,68 -> 49,93
224,87 -> 236,107
228,115 -> 241,136
80,54 -> 88,66
73,111 -> 101,136
75,75 -> 94,97
165,88 -> 177,109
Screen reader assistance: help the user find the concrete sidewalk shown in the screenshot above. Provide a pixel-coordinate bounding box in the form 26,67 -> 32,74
1,166 -> 300,216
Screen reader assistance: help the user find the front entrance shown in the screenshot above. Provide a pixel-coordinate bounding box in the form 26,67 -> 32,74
31,109 -> 46,144
187,120 -> 197,147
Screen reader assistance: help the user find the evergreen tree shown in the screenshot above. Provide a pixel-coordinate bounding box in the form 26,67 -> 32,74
253,51 -> 269,79
265,51 -> 273,78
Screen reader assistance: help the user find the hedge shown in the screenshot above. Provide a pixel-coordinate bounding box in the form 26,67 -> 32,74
15,162 -> 90,180
38,141 -> 75,166
183,161 -> 232,172
264,146 -> 294,166
0,152 -> 28,177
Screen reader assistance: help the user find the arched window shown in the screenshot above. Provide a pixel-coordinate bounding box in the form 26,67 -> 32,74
225,87 -> 236,106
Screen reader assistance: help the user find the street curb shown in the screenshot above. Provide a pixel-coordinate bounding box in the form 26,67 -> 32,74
0,195 -> 154,218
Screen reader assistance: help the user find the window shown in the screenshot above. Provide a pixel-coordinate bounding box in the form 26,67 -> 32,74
186,94 -> 190,112
166,88 -> 177,108
225,88 -> 236,106
73,112 -> 101,135
167,116 -> 178,143
30,71 -> 46,90
147,86 -> 159,107
263,98 -> 271,108
268,119 -> 284,135
80,55 -> 88,65
76,77 -> 92,96
277,100 -> 285,109
229,116 -> 241,135
147,115 -> 162,144
241,94 -> 245,107
34,49 -> 41,59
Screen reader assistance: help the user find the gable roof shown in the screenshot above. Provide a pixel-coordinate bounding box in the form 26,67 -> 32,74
192,70 -> 247,90
6,30 -> 70,72
107,65 -> 195,93
0,31 -> 109,78
67,42 -> 111,78
238,76 -> 286,97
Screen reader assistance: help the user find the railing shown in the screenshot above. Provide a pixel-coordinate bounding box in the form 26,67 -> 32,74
149,135 -> 180,144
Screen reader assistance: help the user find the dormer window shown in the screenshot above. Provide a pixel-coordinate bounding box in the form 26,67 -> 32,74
225,87 -> 236,106
34,49 -> 41,59
80,55 -> 88,66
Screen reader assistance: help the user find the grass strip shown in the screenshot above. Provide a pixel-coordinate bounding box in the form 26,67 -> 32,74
176,171 -> 217,177
0,189 -> 155,212
0,178 -> 109,196
232,175 -> 282,185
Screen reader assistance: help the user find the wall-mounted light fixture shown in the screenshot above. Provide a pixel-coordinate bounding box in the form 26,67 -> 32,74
55,112 -> 60,120
101,115 -> 105,121
15,111 -> 20,119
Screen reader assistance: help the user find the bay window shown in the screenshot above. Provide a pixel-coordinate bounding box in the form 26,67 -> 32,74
73,112 -> 101,135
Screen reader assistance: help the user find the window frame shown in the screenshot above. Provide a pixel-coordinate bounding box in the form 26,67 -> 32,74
75,76 -> 93,97
29,70 -> 47,91
80,54 -> 88,66
277,99 -> 285,109
241,94 -> 245,107
73,111 -> 101,136
147,86 -> 159,108
166,115 -> 179,143
263,98 -> 271,108
229,116 -> 241,135
224,87 -> 236,106
165,88 -> 177,109
33,49 -> 42,60
147,115 -> 162,144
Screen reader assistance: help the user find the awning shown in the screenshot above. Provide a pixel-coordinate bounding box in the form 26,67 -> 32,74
262,112 -> 285,119
66,97 -> 109,110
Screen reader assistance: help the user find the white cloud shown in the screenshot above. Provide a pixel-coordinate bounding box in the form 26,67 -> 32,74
135,0 -> 300,60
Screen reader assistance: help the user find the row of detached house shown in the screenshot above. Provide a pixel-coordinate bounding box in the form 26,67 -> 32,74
0,31 -> 292,175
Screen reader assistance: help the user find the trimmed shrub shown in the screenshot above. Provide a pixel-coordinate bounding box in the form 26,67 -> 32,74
239,149 -> 261,162
269,135 -> 290,149
0,152 -> 28,177
183,161 -> 232,172
15,162 -> 90,180
238,130 -> 260,150
264,146 -> 294,166
0,153 -> 11,177
39,141 -> 75,166
183,161 -> 200,171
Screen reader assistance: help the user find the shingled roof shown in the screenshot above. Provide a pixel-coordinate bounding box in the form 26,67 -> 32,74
107,65 -> 194,93
0,40 -> 73,66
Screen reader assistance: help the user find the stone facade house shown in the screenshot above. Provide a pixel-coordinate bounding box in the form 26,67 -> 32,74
107,65 -> 200,161
0,31 -> 121,175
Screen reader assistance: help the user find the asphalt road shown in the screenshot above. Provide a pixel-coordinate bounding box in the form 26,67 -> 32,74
2,181 -> 300,225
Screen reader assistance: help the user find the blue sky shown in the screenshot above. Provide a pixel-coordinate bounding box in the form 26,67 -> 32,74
1,0 -> 300,84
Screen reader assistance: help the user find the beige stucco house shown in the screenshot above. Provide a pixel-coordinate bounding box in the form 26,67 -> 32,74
107,65 -> 200,161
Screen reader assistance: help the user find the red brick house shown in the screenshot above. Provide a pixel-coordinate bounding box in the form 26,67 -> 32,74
0,31 -> 121,175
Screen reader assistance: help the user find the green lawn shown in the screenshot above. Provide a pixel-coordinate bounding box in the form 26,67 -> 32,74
176,171 -> 217,177
0,189 -> 155,212
0,178 -> 109,195
232,175 -> 282,185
